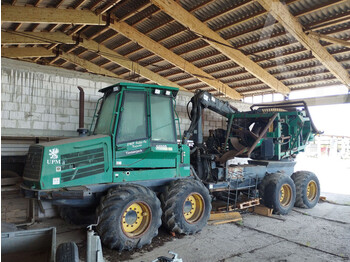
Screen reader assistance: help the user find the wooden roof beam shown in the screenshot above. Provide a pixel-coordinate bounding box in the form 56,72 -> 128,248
2,31 -> 75,45
1,47 -> 55,58
257,0 -> 350,89
60,52 -> 122,78
79,38 -> 187,91
308,32 -> 350,48
166,0 -> 348,56
1,6 -> 105,25
151,0 -> 290,95
96,0 -> 122,15
109,18 -> 242,100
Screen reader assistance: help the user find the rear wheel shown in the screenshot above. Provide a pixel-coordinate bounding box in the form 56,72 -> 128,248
291,171 -> 320,208
96,184 -> 162,251
160,179 -> 211,234
259,173 -> 296,215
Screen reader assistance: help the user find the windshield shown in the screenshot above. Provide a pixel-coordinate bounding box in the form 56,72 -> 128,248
94,92 -> 119,135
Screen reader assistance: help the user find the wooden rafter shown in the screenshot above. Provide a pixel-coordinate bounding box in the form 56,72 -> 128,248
146,0 -> 349,62
257,0 -> 350,89
1,6 -> 105,25
150,0 -> 290,95
96,0 -> 122,15
2,47 -> 56,58
109,18 -> 241,100
308,32 -> 350,48
141,0 -> 348,73
2,31 -> 75,45
78,38 -> 187,91
59,52 -> 122,79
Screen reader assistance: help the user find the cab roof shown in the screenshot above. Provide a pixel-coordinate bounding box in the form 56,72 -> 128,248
99,82 -> 179,94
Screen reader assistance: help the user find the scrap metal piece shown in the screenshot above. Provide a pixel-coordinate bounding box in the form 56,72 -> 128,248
86,225 -> 104,262
152,251 -> 183,262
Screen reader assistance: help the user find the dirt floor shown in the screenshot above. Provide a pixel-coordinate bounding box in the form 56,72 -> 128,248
23,191 -> 350,262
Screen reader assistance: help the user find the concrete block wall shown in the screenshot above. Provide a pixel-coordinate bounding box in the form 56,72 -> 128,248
1,58 -> 250,139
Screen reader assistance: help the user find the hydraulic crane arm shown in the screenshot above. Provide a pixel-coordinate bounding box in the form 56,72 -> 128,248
183,90 -> 238,145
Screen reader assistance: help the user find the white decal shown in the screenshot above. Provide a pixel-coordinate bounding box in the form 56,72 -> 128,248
56,166 -> 61,172
155,145 -> 173,151
125,149 -> 143,155
127,140 -> 146,148
47,159 -> 61,165
53,177 -> 60,185
49,148 -> 59,159
116,161 -> 122,165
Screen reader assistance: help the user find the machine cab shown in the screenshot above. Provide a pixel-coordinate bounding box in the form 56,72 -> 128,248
93,83 -> 180,169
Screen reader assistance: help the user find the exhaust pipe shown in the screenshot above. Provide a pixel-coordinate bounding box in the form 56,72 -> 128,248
77,86 -> 88,137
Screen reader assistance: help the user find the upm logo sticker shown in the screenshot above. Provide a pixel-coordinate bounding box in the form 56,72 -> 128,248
47,148 -> 61,165
49,148 -> 59,159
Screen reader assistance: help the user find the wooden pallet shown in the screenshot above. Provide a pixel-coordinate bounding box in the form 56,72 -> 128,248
214,198 -> 260,212
239,198 -> 260,209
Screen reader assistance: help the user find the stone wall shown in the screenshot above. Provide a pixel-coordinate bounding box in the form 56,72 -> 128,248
1,58 -> 250,139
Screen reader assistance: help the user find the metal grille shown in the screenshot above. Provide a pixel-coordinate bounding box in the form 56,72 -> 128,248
60,148 -> 105,182
23,146 -> 44,181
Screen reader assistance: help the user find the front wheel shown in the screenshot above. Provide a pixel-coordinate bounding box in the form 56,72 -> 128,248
259,173 -> 296,215
291,171 -> 320,208
96,184 -> 162,251
160,179 -> 211,234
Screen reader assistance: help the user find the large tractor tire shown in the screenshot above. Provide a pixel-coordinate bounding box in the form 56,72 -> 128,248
160,178 -> 211,234
259,173 -> 296,215
56,242 -> 79,262
59,206 -> 96,226
291,171 -> 320,208
96,184 -> 162,251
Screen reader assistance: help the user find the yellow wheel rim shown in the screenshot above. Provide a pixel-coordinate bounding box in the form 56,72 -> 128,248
279,184 -> 292,207
307,181 -> 317,201
183,193 -> 204,223
121,202 -> 151,238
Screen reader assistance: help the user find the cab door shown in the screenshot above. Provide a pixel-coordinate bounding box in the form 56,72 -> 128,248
114,90 -> 150,168
148,94 -> 178,166
114,90 -> 178,169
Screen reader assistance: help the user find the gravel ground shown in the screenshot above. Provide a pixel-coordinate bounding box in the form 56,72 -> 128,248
27,192 -> 350,262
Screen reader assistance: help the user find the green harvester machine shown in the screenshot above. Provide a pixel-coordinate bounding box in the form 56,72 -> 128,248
21,82 -> 321,251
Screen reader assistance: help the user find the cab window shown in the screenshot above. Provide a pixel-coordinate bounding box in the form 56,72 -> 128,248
94,92 -> 118,135
151,95 -> 176,143
116,91 -> 147,143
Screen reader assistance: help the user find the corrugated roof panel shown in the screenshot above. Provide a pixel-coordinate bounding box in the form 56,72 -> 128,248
162,30 -> 196,48
135,11 -> 172,34
193,54 -> 229,68
181,45 -> 218,61
125,4 -> 159,25
113,0 -> 149,19
172,39 -> 208,55
2,0 -> 350,98
104,34 -> 130,50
